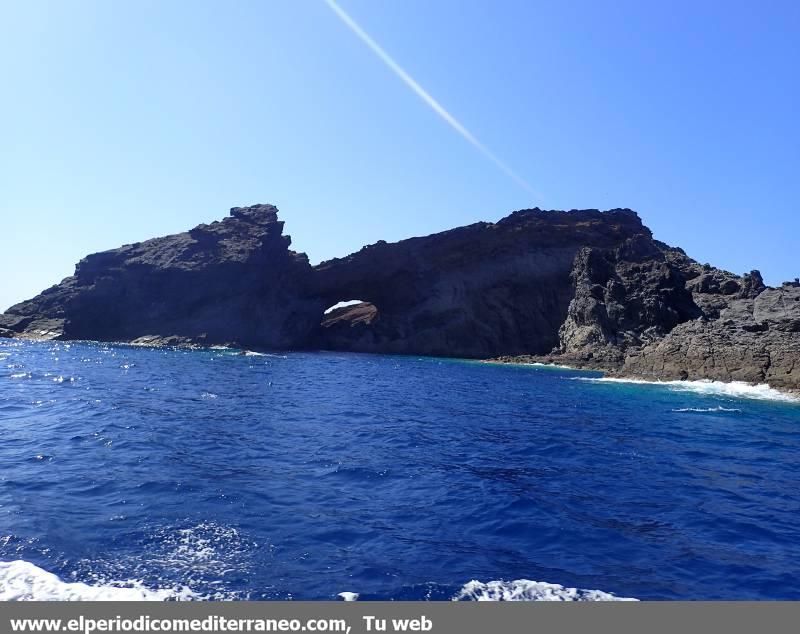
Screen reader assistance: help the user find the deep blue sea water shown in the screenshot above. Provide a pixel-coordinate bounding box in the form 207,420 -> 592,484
1,339 -> 800,600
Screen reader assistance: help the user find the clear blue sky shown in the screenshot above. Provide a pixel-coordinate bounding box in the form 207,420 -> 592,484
2,0 -> 798,311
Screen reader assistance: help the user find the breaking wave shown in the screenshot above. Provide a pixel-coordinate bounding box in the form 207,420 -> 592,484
575,377 -> 798,403
672,406 -> 742,413
526,362 -> 578,371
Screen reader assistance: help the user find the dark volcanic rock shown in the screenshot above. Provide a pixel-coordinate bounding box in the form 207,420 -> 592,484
318,302 -> 381,352
3,202 -> 797,394
557,235 -> 699,365
621,285 -> 800,391
312,208 -> 651,358
3,206 -> 654,359
2,205 -> 323,349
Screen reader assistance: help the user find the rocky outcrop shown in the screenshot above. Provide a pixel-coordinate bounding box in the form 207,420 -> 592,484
621,283 -> 800,391
0,205 -> 323,349
498,242 -> 799,395
311,208 -> 651,357
2,202 -> 797,394
556,235 -> 700,366
1,205 -> 654,358
606,244 -> 800,391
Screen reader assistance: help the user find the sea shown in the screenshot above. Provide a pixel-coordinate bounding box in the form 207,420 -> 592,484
1,339 -> 799,601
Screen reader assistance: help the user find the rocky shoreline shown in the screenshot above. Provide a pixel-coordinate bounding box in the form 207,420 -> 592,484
2,203 -> 798,395
488,356 -> 800,400
493,265 -> 800,399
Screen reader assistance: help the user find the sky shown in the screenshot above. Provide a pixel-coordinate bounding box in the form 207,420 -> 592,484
1,0 -> 798,311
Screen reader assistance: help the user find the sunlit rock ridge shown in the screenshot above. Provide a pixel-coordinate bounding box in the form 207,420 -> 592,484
2,203 -> 798,394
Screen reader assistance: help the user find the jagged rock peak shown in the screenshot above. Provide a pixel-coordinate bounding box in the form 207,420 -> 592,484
229,204 -> 280,224
739,270 -> 767,299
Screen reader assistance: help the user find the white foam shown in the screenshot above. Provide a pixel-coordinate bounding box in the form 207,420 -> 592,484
148,522 -> 256,585
453,579 -> 636,602
526,362 -> 577,371
672,406 -> 742,413
0,560 -> 197,601
2,560 -> 637,602
236,351 -> 286,359
575,377 -> 798,403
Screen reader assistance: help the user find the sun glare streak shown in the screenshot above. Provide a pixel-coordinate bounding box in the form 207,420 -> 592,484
323,0 -> 538,197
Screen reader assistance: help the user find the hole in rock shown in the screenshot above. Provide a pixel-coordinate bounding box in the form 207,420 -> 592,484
321,300 -> 379,328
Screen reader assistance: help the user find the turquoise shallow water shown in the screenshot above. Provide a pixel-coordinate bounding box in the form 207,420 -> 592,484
1,339 -> 799,600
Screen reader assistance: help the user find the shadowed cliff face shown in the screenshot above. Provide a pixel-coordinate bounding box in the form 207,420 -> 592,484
0,205 -> 653,358
555,234 -> 701,365
311,208 -> 655,357
0,205 -> 324,349
2,203 -> 797,393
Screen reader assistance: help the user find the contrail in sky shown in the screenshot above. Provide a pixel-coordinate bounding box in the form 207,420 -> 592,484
323,0 -> 537,197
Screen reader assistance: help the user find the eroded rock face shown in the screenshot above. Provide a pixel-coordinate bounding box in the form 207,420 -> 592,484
605,244 -> 800,391
0,205 -> 323,349
621,284 -> 800,391
319,302 -> 380,352
557,235 -> 699,365
311,208 -> 651,358
1,205 -> 655,358
2,202 -> 797,393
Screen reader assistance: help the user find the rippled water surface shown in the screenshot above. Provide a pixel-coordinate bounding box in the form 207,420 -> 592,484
1,340 -> 800,600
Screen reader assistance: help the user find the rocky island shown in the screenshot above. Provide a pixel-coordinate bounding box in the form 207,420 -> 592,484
2,204 -> 798,395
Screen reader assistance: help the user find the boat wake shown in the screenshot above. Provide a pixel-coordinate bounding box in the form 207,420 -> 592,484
452,579 -> 636,601
1,560 -> 635,602
0,560 -> 197,601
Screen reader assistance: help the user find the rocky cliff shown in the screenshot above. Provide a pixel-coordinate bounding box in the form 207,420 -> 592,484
2,203 -> 797,394
312,207 -> 649,357
501,237 -> 800,394
621,271 -> 800,392
0,205 -> 323,349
